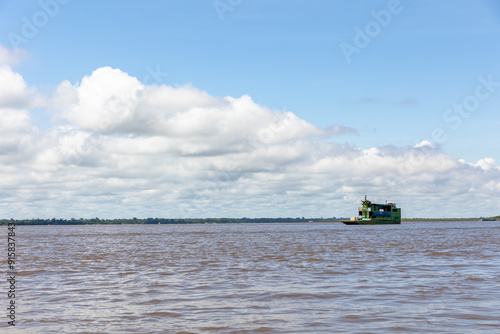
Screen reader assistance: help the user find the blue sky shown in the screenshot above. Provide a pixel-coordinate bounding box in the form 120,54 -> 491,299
0,0 -> 499,218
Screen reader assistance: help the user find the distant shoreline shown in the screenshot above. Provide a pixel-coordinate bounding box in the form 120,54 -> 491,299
1,217 -> 497,225
403,218 -> 482,222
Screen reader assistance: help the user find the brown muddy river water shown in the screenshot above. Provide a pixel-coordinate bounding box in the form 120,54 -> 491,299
4,221 -> 500,333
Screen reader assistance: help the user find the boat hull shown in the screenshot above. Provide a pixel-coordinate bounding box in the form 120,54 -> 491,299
342,219 -> 400,225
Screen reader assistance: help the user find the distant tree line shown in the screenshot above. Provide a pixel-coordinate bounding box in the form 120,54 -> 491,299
402,216 -> 499,221
0,217 -> 343,225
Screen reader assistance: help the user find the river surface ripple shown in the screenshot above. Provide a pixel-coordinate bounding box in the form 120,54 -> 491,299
4,221 -> 500,333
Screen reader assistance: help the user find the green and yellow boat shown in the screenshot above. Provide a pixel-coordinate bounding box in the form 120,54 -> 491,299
342,195 -> 401,225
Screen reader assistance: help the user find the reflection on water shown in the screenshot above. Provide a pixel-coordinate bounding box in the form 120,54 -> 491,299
4,221 -> 500,333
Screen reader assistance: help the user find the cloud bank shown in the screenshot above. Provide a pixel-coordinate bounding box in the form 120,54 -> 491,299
1,54 -> 499,218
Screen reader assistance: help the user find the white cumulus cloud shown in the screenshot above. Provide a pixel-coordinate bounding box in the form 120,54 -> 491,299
0,45 -> 26,65
1,60 -> 499,219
